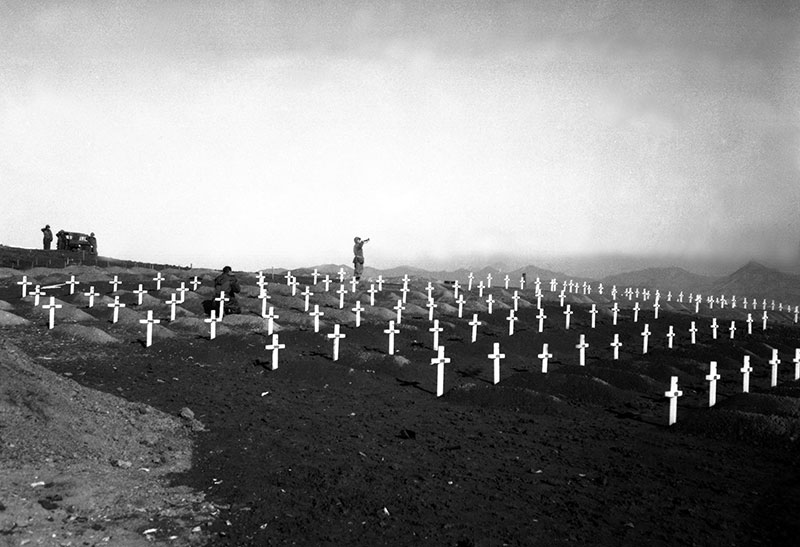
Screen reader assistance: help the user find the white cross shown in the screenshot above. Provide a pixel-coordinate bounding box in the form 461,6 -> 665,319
563,304 -> 573,330
641,324 -> 651,354
507,309 -> 518,336
109,275 -> 122,293
520,275 -> 526,291
485,294 -> 495,315
400,284 -> 410,304
477,281 -> 485,298
337,284 -> 347,309
598,283 -> 604,295
664,376 -> 683,426
384,320 -> 399,355
284,270 -> 293,285
323,275 -> 331,292
743,298 -> 749,309
134,284 -> 147,306
731,296 -> 737,309
611,286 -> 617,300
65,275 -> 79,295
425,282 -> 434,301
327,324 -> 346,361
176,282 -> 189,304
576,334 -> 589,366
289,277 -> 299,296
771,300 -> 775,311
538,343 -> 553,373
769,349 -> 780,387
488,342 -> 505,384
352,300 -> 364,327
793,349 -> 800,381
707,296 -> 714,310
689,321 -> 698,344
260,291 -> 272,318
429,319 -> 443,350
42,297 -> 62,330
746,313 -> 754,335
310,304 -> 324,333
301,286 -> 313,312
469,313 -> 481,343
512,290 -> 520,312
452,279 -> 461,300
30,285 -> 44,306
394,300 -> 406,324
265,306 -> 279,335
762,311 -> 768,331
107,295 -> 126,324
695,298 -> 701,315
426,297 -> 438,322
376,275 -> 385,291
706,361 -> 721,407
710,318 -> 718,340
153,272 -> 165,291
139,310 -> 160,348
215,291 -> 229,320
588,303 -> 598,329
612,303 -> 619,326
257,271 -> 266,288
265,334 -> 286,370
536,307 -> 546,333
504,275 -> 510,290
677,291 -> 683,303
349,276 -> 358,293
729,321 -> 736,340
632,302 -> 640,323
402,274 -> 410,287
468,272 -> 474,291
190,276 -> 201,291
486,273 -> 493,289
741,355 -> 753,393
84,286 -> 98,308
558,292 -> 566,307
17,276 -> 33,298
431,346 -> 451,397
549,279 -> 557,292
456,295 -> 466,318
204,310 -> 219,340
368,284 -> 377,306
653,302 -> 660,320
666,325 -> 675,349
794,307 -> 798,324
166,293 -> 179,321
610,334 -> 622,360
312,268 -> 320,285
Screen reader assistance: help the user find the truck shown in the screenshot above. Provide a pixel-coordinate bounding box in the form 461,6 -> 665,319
57,231 -> 94,252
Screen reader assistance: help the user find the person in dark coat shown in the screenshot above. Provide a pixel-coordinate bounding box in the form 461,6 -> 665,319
56,230 -> 67,250
41,225 -> 53,250
213,266 -> 241,314
353,236 -> 370,281
88,232 -> 97,255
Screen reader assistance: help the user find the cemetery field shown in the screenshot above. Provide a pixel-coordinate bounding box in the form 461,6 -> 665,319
1,264 -> 800,546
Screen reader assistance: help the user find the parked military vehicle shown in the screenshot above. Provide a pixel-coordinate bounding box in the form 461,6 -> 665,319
57,231 -> 93,252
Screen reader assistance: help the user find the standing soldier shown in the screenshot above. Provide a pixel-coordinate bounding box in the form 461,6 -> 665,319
41,225 -> 53,250
353,236 -> 370,281
88,232 -> 97,255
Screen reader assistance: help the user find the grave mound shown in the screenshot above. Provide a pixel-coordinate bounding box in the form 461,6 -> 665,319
222,314 -> 269,332
0,299 -> 14,311
53,324 -> 121,344
503,372 -> 637,406
170,316 -> 234,336
0,267 -> 21,279
717,393 -> 800,418
677,409 -> 800,448
447,383 -> 583,417
362,306 -> 396,322
0,310 -> 31,326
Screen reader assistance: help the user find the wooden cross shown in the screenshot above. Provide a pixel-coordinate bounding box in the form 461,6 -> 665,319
258,306 -> 278,335
284,270 -> 294,285
762,311 -> 768,331
512,290 -> 520,312
707,295 -> 714,310
486,273 -> 493,289
558,292 -> 566,307
589,304 -> 598,329
706,361 -> 721,407
793,349 -> 800,381
667,291 -> 672,302
488,342 -> 505,384
42,297 -> 62,330
729,321 -> 736,340
394,300 -> 405,324
153,272 -> 165,291
610,334 -> 622,360
134,284 -> 148,306
17,276 -> 33,298
349,276 -> 358,293
109,275 -> 122,293
265,334 -> 286,370
549,279 -> 557,292
485,294 -> 495,315
367,284 -> 377,306
323,275 -> 331,292
563,304 -> 573,330
84,286 -> 98,308
694,298 -> 701,315
689,321 -> 698,344
611,303 -> 619,326
507,309 -> 518,336
632,302 -> 640,323
746,313 -> 753,335
65,275 -> 79,295
327,324 -> 346,361
204,310 -> 219,340
30,285 -> 44,306
425,282 -> 434,301
215,291 -> 229,320
310,304 -> 324,333
190,276 -> 201,291
139,310 -> 160,348
337,284 -> 347,309
519,275 -> 526,291
312,268 -> 320,285
352,301 -> 364,327
426,298 -> 437,322
503,275 -> 510,290
431,346 -> 450,397
677,291 -> 683,303
384,320 -> 399,355
376,275 -> 385,292
769,349 -> 780,387
611,286 -> 618,300
256,271 -> 265,287
301,286 -> 314,312
468,272 -> 474,291
469,314 -> 481,343
576,334 -> 589,366
456,294 -> 465,318
710,317 -> 719,340
452,279 -> 461,300
260,291 -> 272,318
731,295 -> 737,309
641,324 -> 651,354
664,376 -> 683,426
741,355 -> 753,393
176,282 -> 189,304
538,343 -> 553,373
400,284 -> 410,304
477,281 -> 485,298
597,283 -> 603,295
166,293 -> 179,321
536,307 -> 546,333
108,295 -> 126,324
289,277 -> 299,296
429,319 -> 443,350
666,326 -> 675,349
653,302 -> 660,320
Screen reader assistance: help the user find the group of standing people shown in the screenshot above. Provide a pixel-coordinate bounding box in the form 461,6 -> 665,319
41,225 -> 97,255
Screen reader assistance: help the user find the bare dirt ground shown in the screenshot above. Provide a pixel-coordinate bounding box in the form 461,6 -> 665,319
1,262 -> 799,546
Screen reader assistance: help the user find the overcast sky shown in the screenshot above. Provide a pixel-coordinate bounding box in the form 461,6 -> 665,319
1,1 -> 798,271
